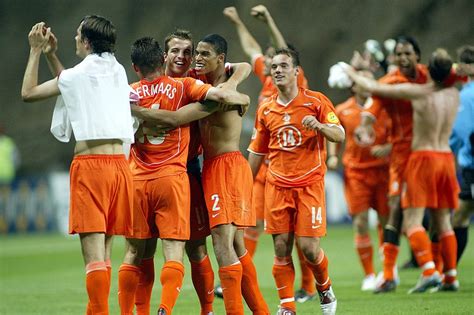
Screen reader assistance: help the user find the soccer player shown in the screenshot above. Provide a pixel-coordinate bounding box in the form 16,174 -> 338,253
248,48 -> 344,315
22,17 -> 135,315
345,48 -> 460,292
223,5 -> 315,302
450,45 -> 474,265
119,37 -> 250,315
354,36 -> 429,293
327,70 -> 391,291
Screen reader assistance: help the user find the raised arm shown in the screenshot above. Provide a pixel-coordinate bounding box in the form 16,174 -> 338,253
343,63 -> 434,100
42,29 -> 64,77
206,86 -> 250,106
223,6 -> 263,60
250,5 -> 287,49
21,22 -> 60,102
131,100 -> 219,128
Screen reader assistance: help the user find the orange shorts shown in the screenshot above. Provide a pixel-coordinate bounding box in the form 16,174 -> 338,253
264,180 -> 326,237
132,172 -> 190,240
202,151 -> 255,229
389,142 -> 411,196
344,167 -> 389,216
402,151 -> 460,209
188,170 -> 211,240
69,155 -> 133,236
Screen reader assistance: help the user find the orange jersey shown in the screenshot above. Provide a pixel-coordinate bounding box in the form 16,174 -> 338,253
129,76 -> 211,179
365,64 -> 429,147
249,88 -> 343,187
253,55 -> 309,104
336,97 -> 391,169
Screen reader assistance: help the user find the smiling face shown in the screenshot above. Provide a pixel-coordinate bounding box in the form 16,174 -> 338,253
194,41 -> 224,75
164,37 -> 193,77
394,42 -> 419,78
270,53 -> 298,88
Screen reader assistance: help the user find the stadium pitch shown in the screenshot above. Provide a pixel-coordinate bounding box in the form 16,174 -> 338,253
1,225 -> 473,314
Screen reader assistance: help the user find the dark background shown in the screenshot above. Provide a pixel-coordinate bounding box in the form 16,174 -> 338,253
1,0 -> 473,174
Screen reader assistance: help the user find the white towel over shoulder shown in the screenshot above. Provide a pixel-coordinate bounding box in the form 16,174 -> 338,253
50,53 -> 134,144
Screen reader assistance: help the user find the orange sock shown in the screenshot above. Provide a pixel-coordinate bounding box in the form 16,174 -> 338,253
85,261 -> 109,315
86,260 -> 112,315
407,226 -> 435,276
239,251 -> 270,315
219,263 -> 244,315
135,258 -> 154,315
440,231 -> 457,284
305,250 -> 331,292
272,256 -> 296,312
159,261 -> 185,314
296,244 -> 316,294
244,228 -> 260,257
431,241 -> 443,274
355,234 -> 374,276
190,255 -> 214,314
382,243 -> 399,280
118,264 -> 140,315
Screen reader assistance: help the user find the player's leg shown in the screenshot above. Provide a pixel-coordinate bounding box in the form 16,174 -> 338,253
234,228 -> 270,314
294,241 -> 316,302
272,232 -> 297,313
431,208 -> 459,291
244,177 -> 266,257
211,223 -> 244,315
119,238 -> 147,315
80,232 -> 109,315
352,211 -> 377,290
135,238 -> 157,315
453,199 -> 474,263
403,207 -> 441,293
186,238 -> 214,315
158,239 -> 186,314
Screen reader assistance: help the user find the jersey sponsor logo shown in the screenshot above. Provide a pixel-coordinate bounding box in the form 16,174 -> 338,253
327,111 -> 339,124
263,109 -> 271,115
277,126 -> 302,151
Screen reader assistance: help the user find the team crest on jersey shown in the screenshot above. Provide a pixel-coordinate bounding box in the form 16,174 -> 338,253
282,112 -> 291,124
327,112 -> 339,123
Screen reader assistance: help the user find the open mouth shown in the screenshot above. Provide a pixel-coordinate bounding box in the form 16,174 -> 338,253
195,62 -> 206,71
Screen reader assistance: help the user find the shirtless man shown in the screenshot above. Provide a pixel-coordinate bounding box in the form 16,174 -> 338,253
22,17 -> 134,314
345,48 -> 460,293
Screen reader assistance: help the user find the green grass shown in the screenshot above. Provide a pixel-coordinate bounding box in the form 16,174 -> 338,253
1,225 -> 473,314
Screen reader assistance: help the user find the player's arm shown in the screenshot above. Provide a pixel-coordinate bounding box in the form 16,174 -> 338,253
223,6 -> 263,60
206,86 -> 250,107
302,116 -> 345,143
21,23 -> 60,102
248,153 -> 265,179
370,143 -> 392,158
343,64 -> 435,100
326,141 -> 340,170
251,5 -> 287,49
131,100 -> 219,129
225,62 -> 252,88
42,28 -> 64,77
